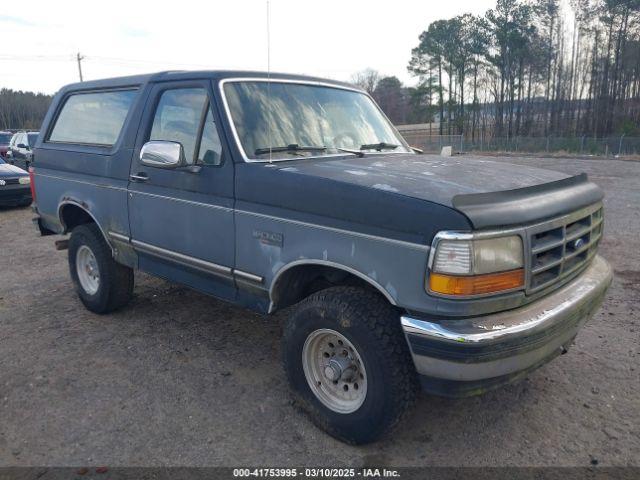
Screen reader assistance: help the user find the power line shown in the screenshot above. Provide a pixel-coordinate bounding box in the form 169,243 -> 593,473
0,54 -> 75,61
86,55 -> 217,69
0,53 -> 217,70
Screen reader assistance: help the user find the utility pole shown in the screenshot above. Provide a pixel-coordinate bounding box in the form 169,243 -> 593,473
76,52 -> 84,82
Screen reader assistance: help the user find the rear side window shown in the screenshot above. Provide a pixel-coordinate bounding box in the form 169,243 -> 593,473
48,89 -> 137,145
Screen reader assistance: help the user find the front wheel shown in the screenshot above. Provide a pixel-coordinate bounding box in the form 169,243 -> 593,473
282,287 -> 418,444
68,223 -> 134,314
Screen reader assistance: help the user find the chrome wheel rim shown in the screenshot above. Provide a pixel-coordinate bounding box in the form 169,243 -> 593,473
76,245 -> 100,295
302,329 -> 367,414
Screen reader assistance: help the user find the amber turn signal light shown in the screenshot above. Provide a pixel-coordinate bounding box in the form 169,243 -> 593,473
429,269 -> 525,296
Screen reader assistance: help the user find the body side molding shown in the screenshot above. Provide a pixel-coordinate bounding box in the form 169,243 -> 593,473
109,232 -> 264,285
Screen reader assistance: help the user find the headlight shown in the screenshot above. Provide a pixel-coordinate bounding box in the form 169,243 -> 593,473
429,234 -> 524,296
18,177 -> 31,185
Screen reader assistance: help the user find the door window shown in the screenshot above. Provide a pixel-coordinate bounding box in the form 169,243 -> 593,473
149,88 -> 223,166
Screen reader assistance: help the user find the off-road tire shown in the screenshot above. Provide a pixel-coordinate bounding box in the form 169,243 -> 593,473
282,286 -> 418,444
68,223 -> 134,314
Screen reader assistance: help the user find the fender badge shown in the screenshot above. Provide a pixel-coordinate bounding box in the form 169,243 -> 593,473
253,230 -> 283,247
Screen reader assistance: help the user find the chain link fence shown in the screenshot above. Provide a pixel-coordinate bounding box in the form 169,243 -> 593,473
398,131 -> 466,153
397,127 -> 640,157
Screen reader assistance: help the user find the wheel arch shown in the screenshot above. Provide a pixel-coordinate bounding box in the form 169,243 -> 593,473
269,259 -> 398,313
58,200 -> 114,252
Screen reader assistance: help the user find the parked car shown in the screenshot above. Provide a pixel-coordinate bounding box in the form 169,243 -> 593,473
0,157 -> 32,207
31,71 -> 612,444
0,131 -> 13,159
7,131 -> 39,169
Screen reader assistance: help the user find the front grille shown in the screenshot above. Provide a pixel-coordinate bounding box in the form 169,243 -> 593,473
527,204 -> 603,293
0,178 -> 20,185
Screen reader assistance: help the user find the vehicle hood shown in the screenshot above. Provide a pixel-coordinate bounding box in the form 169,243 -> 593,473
275,154 -> 563,201
0,163 -> 28,177
272,154 -> 603,228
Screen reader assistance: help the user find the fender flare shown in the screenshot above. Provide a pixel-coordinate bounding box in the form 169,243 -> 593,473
268,259 -> 398,313
57,199 -> 114,252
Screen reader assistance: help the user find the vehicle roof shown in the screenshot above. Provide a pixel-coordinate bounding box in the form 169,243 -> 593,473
57,70 -> 363,94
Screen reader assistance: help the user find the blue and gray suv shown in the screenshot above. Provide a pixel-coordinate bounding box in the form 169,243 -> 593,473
31,71 -> 612,444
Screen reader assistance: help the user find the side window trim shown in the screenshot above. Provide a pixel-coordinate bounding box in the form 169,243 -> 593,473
193,100 -> 210,165
196,101 -> 225,167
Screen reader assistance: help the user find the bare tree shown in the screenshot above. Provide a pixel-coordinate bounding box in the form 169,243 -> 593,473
350,69 -> 380,95
403,0 -> 640,139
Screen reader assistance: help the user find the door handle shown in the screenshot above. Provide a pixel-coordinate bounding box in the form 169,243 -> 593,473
130,173 -> 149,182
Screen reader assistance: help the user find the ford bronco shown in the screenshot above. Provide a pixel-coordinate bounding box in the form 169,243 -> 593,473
31,71 -> 612,444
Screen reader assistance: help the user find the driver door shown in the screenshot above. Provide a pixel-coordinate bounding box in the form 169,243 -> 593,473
128,80 -> 236,301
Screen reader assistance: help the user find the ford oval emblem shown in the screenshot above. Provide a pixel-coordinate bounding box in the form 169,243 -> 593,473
573,238 -> 585,250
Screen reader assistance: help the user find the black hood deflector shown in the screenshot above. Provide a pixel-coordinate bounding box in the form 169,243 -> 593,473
452,173 -> 604,229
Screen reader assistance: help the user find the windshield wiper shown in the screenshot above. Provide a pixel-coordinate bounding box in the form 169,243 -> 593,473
254,144 -> 327,156
336,147 -> 365,158
360,142 -> 399,151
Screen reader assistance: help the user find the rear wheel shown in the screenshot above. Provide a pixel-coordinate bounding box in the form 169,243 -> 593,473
282,286 -> 418,444
68,223 -> 134,314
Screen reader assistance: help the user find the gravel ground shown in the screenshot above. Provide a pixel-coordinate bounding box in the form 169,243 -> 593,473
0,155 -> 638,467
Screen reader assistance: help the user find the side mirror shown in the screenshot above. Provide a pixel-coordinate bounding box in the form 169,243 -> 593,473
17,143 -> 27,149
140,141 -> 186,169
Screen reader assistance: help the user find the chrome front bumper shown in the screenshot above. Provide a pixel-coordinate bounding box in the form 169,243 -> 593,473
401,255 -> 613,397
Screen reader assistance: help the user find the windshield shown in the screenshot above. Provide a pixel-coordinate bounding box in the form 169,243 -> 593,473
27,133 -> 39,146
0,133 -> 12,144
223,81 -> 410,161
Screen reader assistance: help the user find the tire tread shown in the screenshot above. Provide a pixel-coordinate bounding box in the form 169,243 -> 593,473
283,286 -> 418,444
69,223 -> 133,313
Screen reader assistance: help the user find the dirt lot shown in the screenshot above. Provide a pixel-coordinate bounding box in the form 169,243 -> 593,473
0,155 -> 638,467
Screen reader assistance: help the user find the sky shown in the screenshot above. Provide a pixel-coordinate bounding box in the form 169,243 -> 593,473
0,0 -> 495,95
